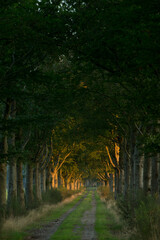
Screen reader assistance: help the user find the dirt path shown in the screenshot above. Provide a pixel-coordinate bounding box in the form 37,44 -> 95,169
81,191 -> 97,240
25,193 -> 88,240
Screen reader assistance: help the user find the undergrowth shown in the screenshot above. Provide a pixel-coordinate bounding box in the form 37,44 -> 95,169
117,192 -> 160,240
98,185 -> 114,200
0,188 -> 81,240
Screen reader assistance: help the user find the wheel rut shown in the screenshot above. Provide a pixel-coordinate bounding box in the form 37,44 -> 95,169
25,193 -> 88,240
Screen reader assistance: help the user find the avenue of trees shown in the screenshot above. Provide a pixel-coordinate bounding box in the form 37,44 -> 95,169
0,0 -> 160,220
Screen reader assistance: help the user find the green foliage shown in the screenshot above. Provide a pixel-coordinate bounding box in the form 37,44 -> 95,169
134,197 -> 160,240
117,193 -> 160,240
117,192 -> 144,226
42,188 -> 79,205
0,231 -> 26,240
42,188 -> 63,204
7,198 -> 27,217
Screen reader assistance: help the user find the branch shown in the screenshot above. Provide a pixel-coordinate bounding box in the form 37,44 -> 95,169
21,130 -> 31,150
105,146 -> 117,169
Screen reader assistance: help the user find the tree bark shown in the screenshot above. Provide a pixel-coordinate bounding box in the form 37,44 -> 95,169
8,101 -> 17,207
54,171 -> 58,188
0,163 -> 7,213
143,156 -> 152,195
0,100 -> 11,215
26,164 -> 34,207
8,161 -> 17,205
124,138 -> 131,197
151,155 -> 159,195
17,161 -> 25,209
35,162 -> 42,201
46,167 -> 52,190
42,168 -> 46,192
158,154 -> 160,198
109,173 -> 113,192
134,146 -> 144,194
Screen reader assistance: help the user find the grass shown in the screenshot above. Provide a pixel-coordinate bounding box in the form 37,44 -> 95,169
0,191 -> 84,240
50,191 -> 93,240
95,191 -> 125,240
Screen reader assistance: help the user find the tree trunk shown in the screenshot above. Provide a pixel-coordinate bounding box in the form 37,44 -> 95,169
46,167 -> 52,190
71,181 -> 74,190
42,168 -> 46,192
0,100 -> 11,216
119,168 -> 124,195
8,161 -> 17,210
35,162 -> 42,201
0,137 -> 8,216
129,128 -> 136,196
158,154 -> 160,198
8,100 -> 17,208
124,138 -> 131,197
0,163 -> 7,215
17,161 -> 25,209
58,169 -> 62,188
54,172 -> 58,188
134,146 -> 144,194
143,156 -> 152,195
66,178 -> 70,190
151,155 -> 159,195
26,164 -> 34,207
109,173 -> 113,192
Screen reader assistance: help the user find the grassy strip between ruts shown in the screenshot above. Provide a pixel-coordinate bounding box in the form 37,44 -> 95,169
50,190 -> 93,240
95,192 -> 124,240
0,191 -> 85,240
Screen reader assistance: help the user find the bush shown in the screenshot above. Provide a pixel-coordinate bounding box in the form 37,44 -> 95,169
134,196 -> 160,240
42,188 -> 62,204
98,186 -> 114,200
60,188 -> 79,200
117,191 -> 146,226
117,193 -> 160,240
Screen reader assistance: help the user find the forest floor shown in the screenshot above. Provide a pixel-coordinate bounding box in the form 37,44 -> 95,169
1,189 -> 129,240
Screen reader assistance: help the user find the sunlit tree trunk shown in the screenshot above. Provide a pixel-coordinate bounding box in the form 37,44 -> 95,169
71,181 -> 74,190
118,141 -> 124,195
74,180 -> 77,190
26,164 -> 34,207
66,178 -> 70,190
54,171 -> 58,188
17,160 -> 25,209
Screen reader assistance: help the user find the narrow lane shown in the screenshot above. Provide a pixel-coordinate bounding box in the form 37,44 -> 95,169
25,192 -> 88,240
81,191 -> 97,240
